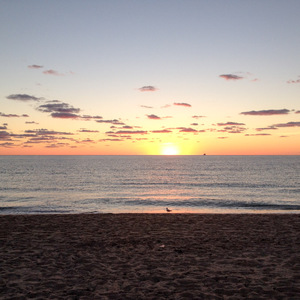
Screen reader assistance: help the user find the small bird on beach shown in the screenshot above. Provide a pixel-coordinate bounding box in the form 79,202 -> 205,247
166,207 -> 172,212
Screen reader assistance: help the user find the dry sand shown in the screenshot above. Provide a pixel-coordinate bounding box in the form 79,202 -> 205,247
1,214 -> 300,299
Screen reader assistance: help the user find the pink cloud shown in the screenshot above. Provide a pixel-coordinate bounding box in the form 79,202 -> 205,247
174,102 -> 192,107
192,115 -> 206,119
177,127 -> 198,133
43,69 -> 64,76
241,109 -> 290,116
147,114 -> 161,120
273,122 -> 300,128
217,122 -> 245,126
151,129 -> 172,133
219,74 -> 243,80
287,76 -> 300,84
115,130 -> 148,135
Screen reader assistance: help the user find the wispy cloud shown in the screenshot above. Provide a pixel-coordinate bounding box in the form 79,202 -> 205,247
273,122 -> 300,128
96,119 -> 124,125
0,112 -> 29,118
192,115 -> 206,119
174,102 -> 192,107
99,138 -> 124,142
78,129 -> 99,133
139,86 -> 157,92
43,69 -> 64,76
177,127 -> 198,133
115,130 -> 148,135
141,105 -> 153,109
241,109 -> 290,116
25,129 -> 74,136
219,74 -> 243,81
217,122 -> 246,133
255,126 -> 277,131
245,133 -> 271,136
151,129 -> 172,133
6,94 -> 42,101
51,113 -> 80,119
25,121 -> 39,125
28,64 -> 43,69
287,76 -> 300,84
217,122 -> 245,126
147,114 -> 161,120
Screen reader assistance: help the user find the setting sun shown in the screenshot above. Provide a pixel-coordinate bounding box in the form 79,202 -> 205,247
161,144 -> 180,155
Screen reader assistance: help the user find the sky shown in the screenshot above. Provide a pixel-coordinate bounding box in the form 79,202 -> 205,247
1,0 -> 299,155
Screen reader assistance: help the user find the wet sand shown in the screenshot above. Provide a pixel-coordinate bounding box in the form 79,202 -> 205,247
1,214 -> 300,299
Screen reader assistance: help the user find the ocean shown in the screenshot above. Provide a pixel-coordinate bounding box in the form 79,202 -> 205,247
0,155 -> 299,214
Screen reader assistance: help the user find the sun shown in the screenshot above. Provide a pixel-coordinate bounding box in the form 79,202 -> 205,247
161,144 -> 180,155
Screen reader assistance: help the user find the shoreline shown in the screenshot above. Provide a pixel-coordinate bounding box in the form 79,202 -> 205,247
1,214 -> 300,299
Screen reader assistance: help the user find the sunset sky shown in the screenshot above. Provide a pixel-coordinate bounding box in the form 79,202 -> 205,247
1,0 -> 299,155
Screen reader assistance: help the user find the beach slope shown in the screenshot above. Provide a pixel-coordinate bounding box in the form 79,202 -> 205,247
1,214 -> 299,299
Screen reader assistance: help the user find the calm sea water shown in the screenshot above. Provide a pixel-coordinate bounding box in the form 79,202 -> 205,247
0,155 -> 299,214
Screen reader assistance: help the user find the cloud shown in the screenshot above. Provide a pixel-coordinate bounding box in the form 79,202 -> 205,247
43,69 -> 64,76
217,122 -> 245,126
99,138 -> 123,142
0,142 -> 15,148
6,94 -> 42,101
296,111 -> 300,114
177,127 -> 198,133
219,74 -> 243,80
245,133 -> 271,136
37,100 -> 103,120
115,130 -> 148,135
273,122 -> 300,128
96,119 -> 124,125
140,105 -> 153,109
222,127 -> 246,134
45,143 -> 70,148
151,129 -> 172,133
0,125 -> 7,130
139,86 -> 157,92
28,64 -> 43,69
161,104 -> 171,108
287,76 -> 300,84
81,115 -> 103,120
78,129 -> 99,133
241,109 -> 290,116
25,129 -> 74,136
0,112 -> 29,118
174,102 -> 192,107
0,131 -> 10,140
51,112 -> 80,119
147,114 -> 161,120
216,122 -> 247,134
255,126 -> 277,131
37,101 -> 80,114
25,121 -> 39,125
192,115 -> 206,119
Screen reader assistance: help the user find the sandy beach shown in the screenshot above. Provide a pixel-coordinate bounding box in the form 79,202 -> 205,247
1,214 -> 299,299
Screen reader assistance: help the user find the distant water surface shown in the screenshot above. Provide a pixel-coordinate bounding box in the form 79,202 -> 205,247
0,155 -> 299,214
